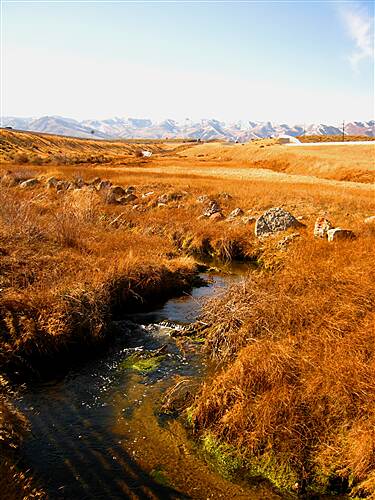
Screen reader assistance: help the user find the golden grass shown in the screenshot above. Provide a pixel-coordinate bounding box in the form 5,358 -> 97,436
1,129 -> 374,496
191,234 -> 375,496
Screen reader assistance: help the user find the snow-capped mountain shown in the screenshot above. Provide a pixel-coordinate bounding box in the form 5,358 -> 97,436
1,116 -> 374,140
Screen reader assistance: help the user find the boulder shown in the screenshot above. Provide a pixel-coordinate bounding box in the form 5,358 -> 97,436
203,200 -> 221,218
255,207 -> 304,237
118,193 -> 138,204
110,186 -> 126,197
210,212 -> 224,221
20,178 -> 39,188
226,208 -> 244,221
314,217 -> 333,238
327,228 -> 356,242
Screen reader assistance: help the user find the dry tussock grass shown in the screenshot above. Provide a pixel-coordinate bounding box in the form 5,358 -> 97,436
192,235 -> 375,495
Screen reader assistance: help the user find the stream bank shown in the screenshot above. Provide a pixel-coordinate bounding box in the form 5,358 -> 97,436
13,266 -> 282,499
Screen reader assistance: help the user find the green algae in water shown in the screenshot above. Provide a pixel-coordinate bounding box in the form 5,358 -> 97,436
120,354 -> 166,374
201,433 -> 244,480
150,467 -> 170,487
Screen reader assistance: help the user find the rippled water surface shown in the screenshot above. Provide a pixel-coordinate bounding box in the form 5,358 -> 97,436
16,267 -> 280,499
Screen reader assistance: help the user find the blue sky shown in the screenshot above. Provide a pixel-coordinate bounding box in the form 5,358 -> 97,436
1,1 -> 374,123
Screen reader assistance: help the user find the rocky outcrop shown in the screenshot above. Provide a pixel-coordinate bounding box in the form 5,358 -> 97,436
255,207 -> 304,237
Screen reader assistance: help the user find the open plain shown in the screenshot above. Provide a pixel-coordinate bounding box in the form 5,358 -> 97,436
0,129 -> 374,498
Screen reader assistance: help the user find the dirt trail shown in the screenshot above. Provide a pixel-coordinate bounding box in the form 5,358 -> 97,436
110,161 -> 375,192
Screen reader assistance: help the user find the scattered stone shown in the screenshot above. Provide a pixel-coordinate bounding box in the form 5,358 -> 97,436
56,180 -> 71,192
110,186 -> 126,197
210,212 -> 224,221
197,195 -> 210,204
255,207 -> 304,237
276,232 -> 300,250
89,176 -> 101,186
73,177 -> 85,189
327,228 -> 356,242
314,217 -> 333,238
46,176 -> 58,189
241,215 -> 256,225
218,192 -> 232,200
157,203 -> 168,208
118,193 -> 138,204
97,180 -> 112,191
226,208 -> 244,221
364,216 -> 375,224
20,178 -> 39,188
203,200 -> 221,218
158,194 -> 169,204
142,191 -> 154,198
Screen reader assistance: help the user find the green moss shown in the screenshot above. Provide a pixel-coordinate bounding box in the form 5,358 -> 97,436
150,467 -> 170,487
120,354 -> 166,374
201,433 -> 244,480
246,452 -> 299,493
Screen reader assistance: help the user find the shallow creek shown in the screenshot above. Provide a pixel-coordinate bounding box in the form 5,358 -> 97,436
15,266 -> 281,499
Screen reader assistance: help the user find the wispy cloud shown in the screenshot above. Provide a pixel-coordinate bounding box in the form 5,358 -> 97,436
341,3 -> 374,70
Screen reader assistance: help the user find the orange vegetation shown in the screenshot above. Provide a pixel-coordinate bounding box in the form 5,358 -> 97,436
0,129 -> 374,497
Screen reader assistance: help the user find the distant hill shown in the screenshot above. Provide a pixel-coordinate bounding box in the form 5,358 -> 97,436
1,116 -> 374,141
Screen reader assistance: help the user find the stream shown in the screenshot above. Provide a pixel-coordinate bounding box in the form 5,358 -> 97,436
15,266 -> 281,499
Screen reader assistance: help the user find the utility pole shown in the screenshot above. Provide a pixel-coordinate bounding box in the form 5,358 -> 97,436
342,120 -> 345,142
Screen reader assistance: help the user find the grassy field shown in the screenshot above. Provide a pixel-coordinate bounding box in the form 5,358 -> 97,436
0,129 -> 374,497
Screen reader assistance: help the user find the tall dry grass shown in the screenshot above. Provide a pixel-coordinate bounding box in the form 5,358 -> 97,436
192,234 -> 375,496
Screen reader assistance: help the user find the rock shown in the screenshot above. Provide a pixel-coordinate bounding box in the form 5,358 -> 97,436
210,212 -> 224,221
125,185 -> 136,194
118,193 -> 138,204
241,215 -> 256,225
327,228 -> 356,242
197,195 -> 210,204
46,176 -> 58,189
203,200 -> 221,218
255,207 -> 304,237
20,178 -> 39,188
106,186 -> 126,204
110,186 -> 126,197
314,217 -> 333,238
157,203 -> 167,208
97,180 -> 112,191
364,216 -> 375,224
73,177 -> 85,189
226,208 -> 244,221
158,194 -> 169,204
218,192 -> 232,200
276,232 -> 300,250
56,180 -> 71,192
89,176 -> 101,186
142,191 -> 154,198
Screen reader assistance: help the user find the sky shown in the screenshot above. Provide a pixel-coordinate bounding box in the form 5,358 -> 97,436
1,0 -> 374,124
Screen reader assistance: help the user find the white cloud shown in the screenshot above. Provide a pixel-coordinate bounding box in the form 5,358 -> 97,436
341,4 -> 374,70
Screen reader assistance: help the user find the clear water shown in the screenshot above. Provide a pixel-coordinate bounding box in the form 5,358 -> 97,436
15,267 -> 280,499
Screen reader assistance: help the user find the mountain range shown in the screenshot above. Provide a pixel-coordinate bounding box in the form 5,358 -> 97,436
1,116 -> 374,141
